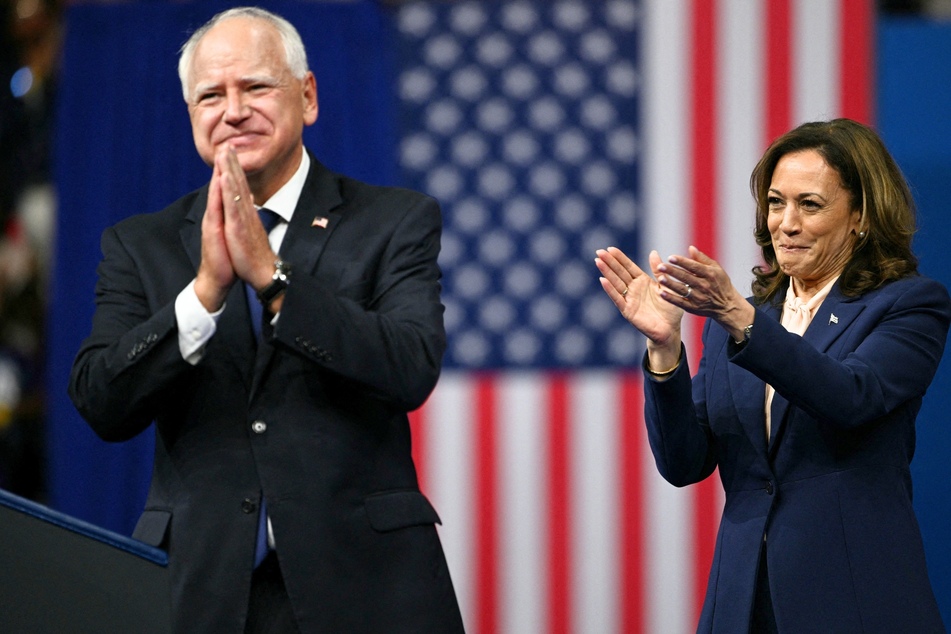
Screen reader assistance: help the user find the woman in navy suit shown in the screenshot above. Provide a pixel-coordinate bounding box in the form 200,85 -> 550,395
596,119 -> 949,633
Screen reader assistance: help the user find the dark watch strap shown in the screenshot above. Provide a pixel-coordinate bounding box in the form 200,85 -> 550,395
256,259 -> 291,306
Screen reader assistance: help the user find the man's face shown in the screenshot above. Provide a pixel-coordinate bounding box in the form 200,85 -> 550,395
186,17 -> 317,198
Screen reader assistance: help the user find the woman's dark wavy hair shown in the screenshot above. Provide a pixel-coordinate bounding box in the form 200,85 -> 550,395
750,118 -> 918,304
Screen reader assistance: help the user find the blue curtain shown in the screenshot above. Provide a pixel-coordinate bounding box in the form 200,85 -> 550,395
48,1 -> 397,534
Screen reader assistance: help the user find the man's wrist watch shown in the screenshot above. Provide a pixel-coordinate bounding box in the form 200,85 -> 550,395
256,259 -> 291,307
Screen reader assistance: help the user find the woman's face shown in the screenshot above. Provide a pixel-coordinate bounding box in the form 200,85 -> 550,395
767,149 -> 861,293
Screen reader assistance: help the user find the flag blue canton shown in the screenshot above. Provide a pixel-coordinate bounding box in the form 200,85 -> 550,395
397,0 -> 642,369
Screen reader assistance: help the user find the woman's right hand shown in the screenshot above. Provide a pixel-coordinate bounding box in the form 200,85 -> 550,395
595,247 -> 683,353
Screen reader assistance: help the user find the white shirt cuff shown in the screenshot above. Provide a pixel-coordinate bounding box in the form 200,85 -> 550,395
175,279 -> 222,365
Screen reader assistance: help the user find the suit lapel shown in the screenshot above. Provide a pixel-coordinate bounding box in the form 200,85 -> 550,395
802,285 -> 864,351
767,284 -> 864,456
179,188 -> 256,392
728,360 -> 770,454
180,190 -> 205,273
275,158 -> 344,275
249,159 -> 345,396
730,301 -> 780,456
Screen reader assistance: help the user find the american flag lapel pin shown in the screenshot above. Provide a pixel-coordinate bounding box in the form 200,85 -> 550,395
312,215 -> 329,229
829,313 -> 839,325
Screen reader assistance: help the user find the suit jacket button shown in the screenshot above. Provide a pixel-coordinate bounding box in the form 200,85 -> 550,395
241,498 -> 256,514
251,420 -> 267,434
765,481 -> 774,495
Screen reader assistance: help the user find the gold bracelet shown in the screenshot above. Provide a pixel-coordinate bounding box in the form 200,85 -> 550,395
647,354 -> 682,377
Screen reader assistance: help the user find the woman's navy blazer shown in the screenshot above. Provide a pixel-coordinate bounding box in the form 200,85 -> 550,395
644,274 -> 950,633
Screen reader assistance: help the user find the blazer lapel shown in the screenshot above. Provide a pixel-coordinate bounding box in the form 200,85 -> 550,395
802,285 -> 864,352
275,158 -> 344,277
729,361 -> 770,455
767,284 -> 864,455
731,301 -> 781,456
179,188 -> 256,392
249,158 -> 345,396
180,190 -> 206,273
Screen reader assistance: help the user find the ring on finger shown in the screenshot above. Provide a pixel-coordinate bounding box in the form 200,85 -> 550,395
233,195 -> 241,203
684,284 -> 692,298
621,286 -> 629,297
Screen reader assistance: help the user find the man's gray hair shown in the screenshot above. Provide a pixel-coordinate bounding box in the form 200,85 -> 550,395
177,6 -> 310,102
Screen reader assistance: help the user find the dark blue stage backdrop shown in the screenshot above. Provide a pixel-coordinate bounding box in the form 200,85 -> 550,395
878,18 -> 951,621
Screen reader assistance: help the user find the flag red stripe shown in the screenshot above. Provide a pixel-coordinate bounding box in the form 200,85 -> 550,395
621,372 -> 645,634
691,0 -> 718,259
766,0 -> 792,143
548,374 -> 571,634
690,0 -> 721,622
840,0 -> 873,123
408,405 -> 427,494
474,375 -> 498,634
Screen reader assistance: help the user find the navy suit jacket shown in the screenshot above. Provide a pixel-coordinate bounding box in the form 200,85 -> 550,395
69,157 -> 464,633
645,275 -> 950,633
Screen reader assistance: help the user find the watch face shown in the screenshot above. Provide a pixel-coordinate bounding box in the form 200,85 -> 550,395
258,260 -> 291,305
272,260 -> 290,283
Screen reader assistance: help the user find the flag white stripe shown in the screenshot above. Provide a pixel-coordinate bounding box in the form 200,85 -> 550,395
425,374 -> 475,630
646,444 -> 694,633
794,0 -> 841,123
642,0 -> 691,267
499,374 -> 547,634
571,373 -> 621,634
718,0 -> 765,293
643,3 -> 698,632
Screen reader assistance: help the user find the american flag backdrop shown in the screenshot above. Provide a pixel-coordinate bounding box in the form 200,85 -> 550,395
396,1 -> 873,633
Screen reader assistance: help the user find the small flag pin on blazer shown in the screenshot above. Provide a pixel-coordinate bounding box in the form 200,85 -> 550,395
829,313 -> 839,325
312,216 -> 329,228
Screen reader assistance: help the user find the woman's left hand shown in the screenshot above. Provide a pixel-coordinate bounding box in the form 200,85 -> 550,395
657,246 -> 755,337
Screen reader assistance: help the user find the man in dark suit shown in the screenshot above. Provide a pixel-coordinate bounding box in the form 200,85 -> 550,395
68,7 -> 464,633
